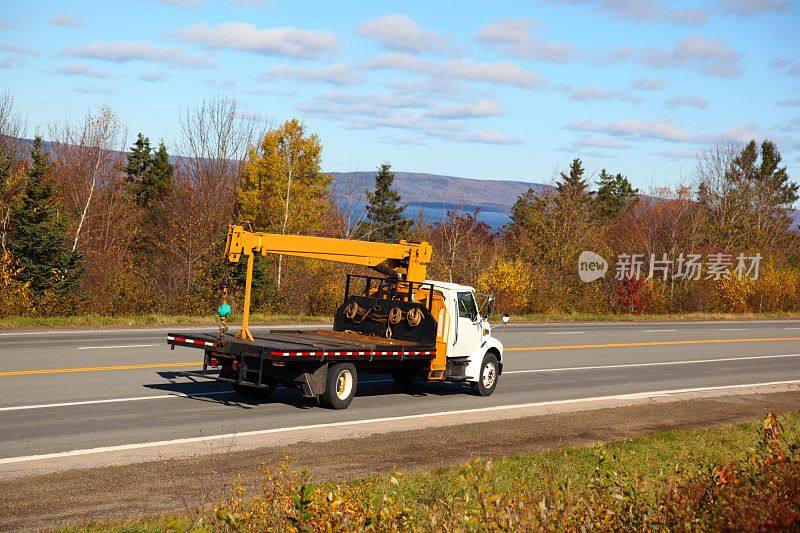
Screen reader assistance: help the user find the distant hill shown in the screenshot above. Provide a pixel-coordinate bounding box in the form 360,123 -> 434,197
331,171 -> 551,229
13,138 -> 798,230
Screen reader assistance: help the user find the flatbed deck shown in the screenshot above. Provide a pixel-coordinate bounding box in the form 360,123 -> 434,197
167,329 -> 436,360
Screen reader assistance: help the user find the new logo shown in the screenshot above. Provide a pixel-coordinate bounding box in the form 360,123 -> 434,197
578,251 -> 608,282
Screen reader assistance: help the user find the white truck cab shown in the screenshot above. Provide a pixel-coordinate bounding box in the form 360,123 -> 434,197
429,281 -> 504,396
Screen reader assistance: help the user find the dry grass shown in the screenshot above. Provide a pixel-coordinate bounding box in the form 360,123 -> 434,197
63,411 -> 800,532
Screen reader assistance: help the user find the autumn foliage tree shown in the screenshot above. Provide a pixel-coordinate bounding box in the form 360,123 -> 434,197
238,118 -> 333,293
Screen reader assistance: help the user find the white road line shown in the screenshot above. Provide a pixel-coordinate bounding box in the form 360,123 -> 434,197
0,390 -> 236,412
76,344 -> 158,350
786,328 -> 800,330
642,329 -> 677,332
2,379 -> 799,465
0,379 -> 393,412
503,352 -> 800,374
545,331 -> 586,335
718,328 -> 747,331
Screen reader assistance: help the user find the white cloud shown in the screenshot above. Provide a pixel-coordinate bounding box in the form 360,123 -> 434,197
425,99 -> 503,119
664,95 -> 709,109
171,22 -> 338,59
49,14 -> 84,27
366,53 -> 429,71
0,56 -> 25,69
230,0 -> 273,6
0,43 -> 40,56
147,0 -> 206,7
381,134 -> 428,146
554,0 -> 707,25
565,118 -> 758,145
321,89 -> 433,109
571,136 -> 629,149
262,63 -> 362,85
356,14 -> 447,54
476,18 -> 575,63
566,118 -> 695,142
437,59 -> 546,88
659,147 -> 699,160
771,58 -> 800,77
66,41 -> 216,68
70,83 -> 116,95
56,63 -> 112,79
631,77 -> 666,91
601,36 -> 742,79
367,54 -> 546,88
297,91 -> 521,145
715,0 -> 791,14
563,85 -> 641,103
779,98 -> 800,107
139,70 -> 171,82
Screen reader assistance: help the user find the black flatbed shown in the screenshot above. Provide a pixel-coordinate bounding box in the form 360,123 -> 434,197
167,329 -> 436,360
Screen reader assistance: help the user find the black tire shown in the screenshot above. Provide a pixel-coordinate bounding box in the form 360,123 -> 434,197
234,381 -> 278,399
470,352 -> 499,397
320,363 -> 357,409
391,369 -> 416,386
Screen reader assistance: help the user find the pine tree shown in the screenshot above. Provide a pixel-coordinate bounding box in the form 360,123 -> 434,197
557,158 -> 590,199
125,134 -> 173,207
596,169 -> 638,218
9,137 -> 83,295
139,142 -> 173,207
361,163 -> 411,242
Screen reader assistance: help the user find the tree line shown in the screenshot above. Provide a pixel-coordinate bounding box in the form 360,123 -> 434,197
0,92 -> 798,318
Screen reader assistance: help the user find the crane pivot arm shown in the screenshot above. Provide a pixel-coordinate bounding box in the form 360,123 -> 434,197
224,225 -> 432,341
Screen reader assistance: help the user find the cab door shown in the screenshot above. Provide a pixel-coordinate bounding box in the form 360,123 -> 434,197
450,291 -> 482,357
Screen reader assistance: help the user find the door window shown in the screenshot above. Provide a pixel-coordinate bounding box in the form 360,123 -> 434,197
457,292 -> 478,322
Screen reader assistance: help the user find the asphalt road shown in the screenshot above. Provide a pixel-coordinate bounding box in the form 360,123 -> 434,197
2,320 -> 800,464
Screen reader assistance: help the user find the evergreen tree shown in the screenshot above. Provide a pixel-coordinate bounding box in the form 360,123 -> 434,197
125,134 -> 173,207
557,158 -> 590,200
361,163 -> 411,242
596,169 -> 638,218
125,133 -> 152,190
138,142 -> 173,207
9,137 -> 83,295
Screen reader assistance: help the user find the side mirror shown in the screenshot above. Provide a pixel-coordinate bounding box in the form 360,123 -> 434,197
485,297 -> 495,318
502,314 -> 510,324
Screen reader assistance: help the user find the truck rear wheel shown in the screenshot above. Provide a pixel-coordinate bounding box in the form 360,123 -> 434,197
470,353 -> 499,397
234,381 -> 277,399
320,363 -> 357,409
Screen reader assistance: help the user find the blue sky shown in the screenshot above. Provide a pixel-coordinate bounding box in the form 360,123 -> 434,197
1,0 -> 798,190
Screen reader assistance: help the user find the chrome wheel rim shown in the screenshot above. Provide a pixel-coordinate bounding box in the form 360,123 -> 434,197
336,369 -> 353,400
482,362 -> 496,389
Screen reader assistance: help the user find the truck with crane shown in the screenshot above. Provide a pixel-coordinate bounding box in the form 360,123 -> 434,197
167,225 -> 505,409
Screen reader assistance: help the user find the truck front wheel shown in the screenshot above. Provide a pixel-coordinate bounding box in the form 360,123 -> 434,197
470,353 -> 499,397
320,363 -> 357,409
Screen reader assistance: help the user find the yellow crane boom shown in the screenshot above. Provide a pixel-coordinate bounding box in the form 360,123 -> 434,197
224,225 -> 433,341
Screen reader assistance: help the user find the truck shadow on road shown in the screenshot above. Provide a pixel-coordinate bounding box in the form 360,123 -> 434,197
146,371 -> 470,410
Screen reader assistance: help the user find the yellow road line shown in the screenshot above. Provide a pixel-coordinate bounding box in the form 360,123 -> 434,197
0,361 -> 203,378
4,336 -> 800,377
506,337 -> 800,352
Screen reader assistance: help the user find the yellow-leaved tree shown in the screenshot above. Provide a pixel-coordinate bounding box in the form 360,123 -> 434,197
238,119 -> 333,290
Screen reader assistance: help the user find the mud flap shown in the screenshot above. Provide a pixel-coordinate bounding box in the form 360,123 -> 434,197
300,363 -> 329,398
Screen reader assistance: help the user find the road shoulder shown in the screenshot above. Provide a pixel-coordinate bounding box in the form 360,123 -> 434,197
3,386 -> 800,531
